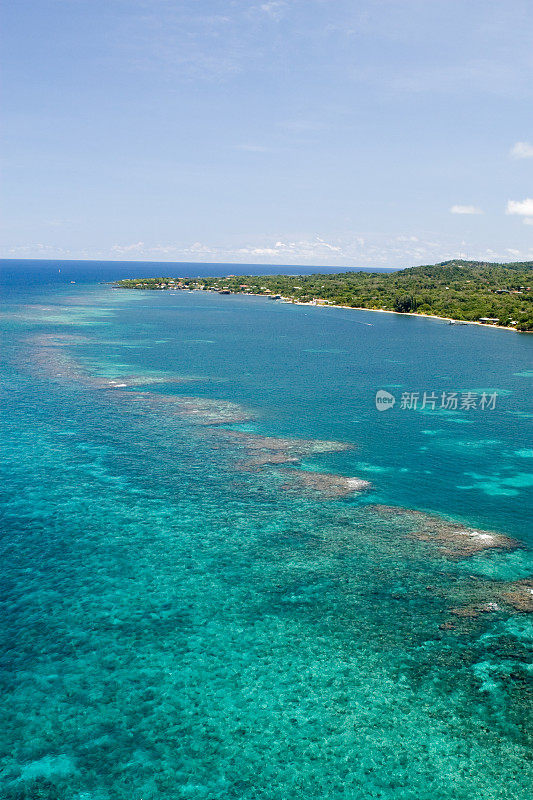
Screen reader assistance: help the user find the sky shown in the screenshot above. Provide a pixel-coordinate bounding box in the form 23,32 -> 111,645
1,0 -> 533,267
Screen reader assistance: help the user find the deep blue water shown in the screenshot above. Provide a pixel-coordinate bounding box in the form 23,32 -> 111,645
0,259 -> 397,293
1,260 -> 531,799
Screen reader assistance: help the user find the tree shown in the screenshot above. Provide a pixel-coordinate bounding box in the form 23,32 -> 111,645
393,294 -> 417,313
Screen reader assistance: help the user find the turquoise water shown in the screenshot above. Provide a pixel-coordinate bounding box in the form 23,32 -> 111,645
1,263 -> 532,799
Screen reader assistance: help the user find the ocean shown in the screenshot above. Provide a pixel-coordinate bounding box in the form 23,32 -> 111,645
1,260 -> 532,799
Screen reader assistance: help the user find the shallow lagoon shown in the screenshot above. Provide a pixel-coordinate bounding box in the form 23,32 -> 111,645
0,266 -> 532,799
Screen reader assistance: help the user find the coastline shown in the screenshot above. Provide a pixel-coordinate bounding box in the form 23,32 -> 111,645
112,282 -> 531,333
248,293 -> 523,332
319,304 -> 521,332
113,258 -> 533,333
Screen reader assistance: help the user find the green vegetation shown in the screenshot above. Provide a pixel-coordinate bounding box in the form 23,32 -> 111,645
115,260 -> 533,331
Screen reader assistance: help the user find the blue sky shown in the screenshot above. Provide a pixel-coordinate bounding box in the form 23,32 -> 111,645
2,0 -> 533,267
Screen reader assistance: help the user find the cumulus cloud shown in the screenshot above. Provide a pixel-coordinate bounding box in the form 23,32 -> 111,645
111,241 -> 145,254
506,198 -> 533,222
510,141 -> 533,159
450,205 -> 483,215
237,237 -> 342,258
3,233 -> 525,268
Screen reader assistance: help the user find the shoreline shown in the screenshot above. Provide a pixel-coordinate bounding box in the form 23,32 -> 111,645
250,293 -> 522,332
326,304 -> 520,331
112,284 -> 528,332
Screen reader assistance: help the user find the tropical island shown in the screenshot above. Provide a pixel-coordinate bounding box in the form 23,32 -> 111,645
115,259 -> 533,331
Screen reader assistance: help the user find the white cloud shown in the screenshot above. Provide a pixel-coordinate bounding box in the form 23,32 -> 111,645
243,247 -> 279,256
510,141 -> 533,159
111,241 -> 145,254
506,198 -> 533,222
5,230 -> 530,269
450,205 -> 483,215
5,243 -> 71,257
314,236 -> 342,252
188,242 -> 215,254
259,2 -> 287,21
237,237 -> 342,259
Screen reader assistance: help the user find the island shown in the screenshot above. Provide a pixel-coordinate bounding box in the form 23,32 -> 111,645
115,259 -> 533,331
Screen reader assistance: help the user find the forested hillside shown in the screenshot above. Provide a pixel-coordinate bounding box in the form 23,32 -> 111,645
116,260 -> 533,331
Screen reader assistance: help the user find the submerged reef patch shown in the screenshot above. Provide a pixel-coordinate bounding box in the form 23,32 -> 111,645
30,333 -> 91,347
27,336 -> 212,394
444,579 -> 533,626
279,469 -> 371,498
370,505 -> 520,559
114,391 -> 254,425
213,430 -> 362,498
501,580 -> 533,612
217,430 -> 352,469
